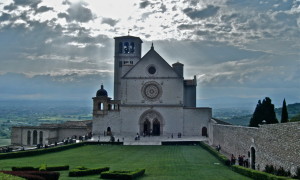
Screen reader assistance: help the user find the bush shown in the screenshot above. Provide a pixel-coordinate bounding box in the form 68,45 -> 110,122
101,169 -> 146,180
1,171 -> 45,180
0,142 -> 85,160
198,142 -> 230,166
1,171 -> 60,180
295,167 -> 300,179
12,167 -> 39,171
231,165 -> 293,180
12,165 -> 69,172
28,171 -> 60,180
39,164 -> 47,171
276,167 -> 291,177
265,164 -> 276,174
45,165 -> 69,171
69,167 -> 109,177
0,172 -> 25,180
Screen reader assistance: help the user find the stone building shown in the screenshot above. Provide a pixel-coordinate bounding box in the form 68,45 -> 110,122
92,35 -> 212,137
11,120 -> 92,146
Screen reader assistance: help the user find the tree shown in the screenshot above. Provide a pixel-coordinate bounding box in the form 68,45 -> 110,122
249,97 -> 278,127
281,99 -> 289,123
249,100 -> 263,127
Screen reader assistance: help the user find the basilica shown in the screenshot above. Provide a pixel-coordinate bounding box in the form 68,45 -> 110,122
92,35 -> 212,137
11,35 -> 212,146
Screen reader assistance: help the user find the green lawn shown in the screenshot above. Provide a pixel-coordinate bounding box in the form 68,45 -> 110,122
0,145 -> 250,180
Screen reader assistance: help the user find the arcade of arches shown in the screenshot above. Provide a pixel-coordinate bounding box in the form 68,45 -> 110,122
26,130 -> 44,145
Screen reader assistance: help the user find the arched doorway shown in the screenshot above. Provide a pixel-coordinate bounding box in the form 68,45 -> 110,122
33,130 -> 38,145
152,119 -> 160,136
251,147 -> 256,169
139,110 -> 163,135
39,131 -> 43,145
27,131 -> 31,145
202,127 -> 208,137
143,119 -> 150,135
107,127 -> 111,136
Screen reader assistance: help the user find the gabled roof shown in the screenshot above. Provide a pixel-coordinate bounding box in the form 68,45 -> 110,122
123,46 -> 182,78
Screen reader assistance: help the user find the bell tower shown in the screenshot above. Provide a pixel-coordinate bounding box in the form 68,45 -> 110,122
114,35 -> 143,100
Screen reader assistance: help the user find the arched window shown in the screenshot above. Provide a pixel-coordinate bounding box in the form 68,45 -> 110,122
27,131 -> 31,145
119,42 -> 123,53
39,131 -> 43,145
98,103 -> 103,110
124,42 -> 129,53
130,42 -> 135,53
33,130 -> 38,145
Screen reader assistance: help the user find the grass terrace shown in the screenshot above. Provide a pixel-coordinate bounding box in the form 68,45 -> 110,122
0,145 -> 250,180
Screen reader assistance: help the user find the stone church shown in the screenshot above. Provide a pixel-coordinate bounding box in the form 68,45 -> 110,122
11,35 -> 212,146
92,35 -> 212,137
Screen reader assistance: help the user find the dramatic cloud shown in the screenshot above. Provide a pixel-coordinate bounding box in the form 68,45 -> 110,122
183,5 -> 220,19
101,17 -> 119,26
0,0 -> 299,107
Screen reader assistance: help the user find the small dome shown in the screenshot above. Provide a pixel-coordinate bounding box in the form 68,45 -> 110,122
96,85 -> 108,97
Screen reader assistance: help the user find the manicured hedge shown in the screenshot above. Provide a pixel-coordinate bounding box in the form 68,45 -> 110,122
69,167 -> 109,177
0,172 -> 25,180
199,142 -> 230,166
101,169 -> 146,180
231,165 -> 294,180
45,165 -> 69,171
12,165 -> 69,172
0,142 -> 123,160
1,171 -> 60,180
0,142 -> 85,160
12,167 -> 39,171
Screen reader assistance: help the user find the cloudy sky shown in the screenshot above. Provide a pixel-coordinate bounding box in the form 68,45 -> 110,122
0,0 -> 299,108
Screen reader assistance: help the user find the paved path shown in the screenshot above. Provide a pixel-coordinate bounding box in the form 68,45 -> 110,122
89,135 -> 208,145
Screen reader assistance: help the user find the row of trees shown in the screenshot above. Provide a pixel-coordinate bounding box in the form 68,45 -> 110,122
249,97 -> 289,127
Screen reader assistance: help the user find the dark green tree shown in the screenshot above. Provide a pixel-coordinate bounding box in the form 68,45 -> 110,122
281,99 -> 289,123
249,97 -> 278,127
249,100 -> 263,127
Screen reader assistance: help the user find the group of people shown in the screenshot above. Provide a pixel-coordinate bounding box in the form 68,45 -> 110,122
230,154 -> 249,167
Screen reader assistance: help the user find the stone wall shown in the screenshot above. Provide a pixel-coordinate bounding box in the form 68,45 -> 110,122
210,121 -> 300,175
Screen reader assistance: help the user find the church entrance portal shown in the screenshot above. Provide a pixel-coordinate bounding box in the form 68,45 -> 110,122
139,110 -> 163,136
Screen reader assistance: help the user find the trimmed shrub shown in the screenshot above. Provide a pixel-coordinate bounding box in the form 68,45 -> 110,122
1,171 -> 45,180
231,165 -> 293,180
0,142 -> 85,160
39,164 -> 47,171
12,167 -> 39,171
0,172 -> 25,180
69,167 -> 109,177
198,142 -> 230,166
45,165 -> 69,171
101,169 -> 146,180
28,171 -> 60,180
1,171 -> 59,180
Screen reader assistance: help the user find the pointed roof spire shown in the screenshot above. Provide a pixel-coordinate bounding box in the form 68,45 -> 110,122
151,42 -> 154,50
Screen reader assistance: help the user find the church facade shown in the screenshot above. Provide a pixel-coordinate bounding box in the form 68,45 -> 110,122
92,35 -> 212,137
